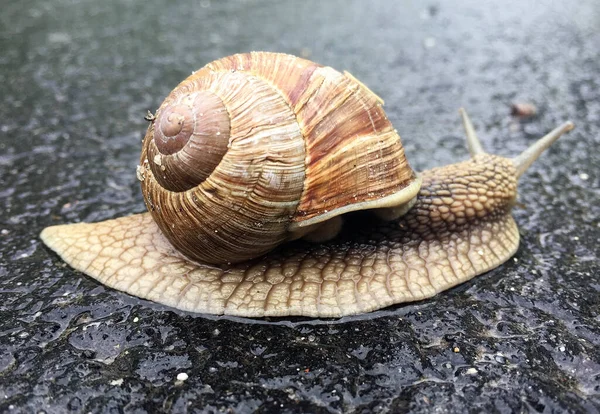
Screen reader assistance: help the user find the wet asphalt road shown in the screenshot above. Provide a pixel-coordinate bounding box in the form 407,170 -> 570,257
0,0 -> 599,412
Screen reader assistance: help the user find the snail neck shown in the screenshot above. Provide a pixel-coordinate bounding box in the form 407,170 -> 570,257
402,155 -> 518,237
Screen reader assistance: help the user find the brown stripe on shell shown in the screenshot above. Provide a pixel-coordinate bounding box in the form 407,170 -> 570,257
289,67 -> 416,222
300,129 -> 413,213
204,52 -> 418,225
205,52 -> 322,105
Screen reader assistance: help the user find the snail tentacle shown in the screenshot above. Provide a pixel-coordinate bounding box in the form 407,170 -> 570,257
512,121 -> 574,177
459,108 -> 485,157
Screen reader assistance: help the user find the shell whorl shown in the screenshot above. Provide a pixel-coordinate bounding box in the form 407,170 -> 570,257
139,52 -> 419,264
147,90 -> 230,192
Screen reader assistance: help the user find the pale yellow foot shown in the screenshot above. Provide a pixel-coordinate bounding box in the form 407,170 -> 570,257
41,210 -> 518,318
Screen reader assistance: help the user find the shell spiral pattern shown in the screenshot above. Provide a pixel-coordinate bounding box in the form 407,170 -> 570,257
138,52 -> 418,264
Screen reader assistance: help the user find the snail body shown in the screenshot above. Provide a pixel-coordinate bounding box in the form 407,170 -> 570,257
40,52 -> 574,317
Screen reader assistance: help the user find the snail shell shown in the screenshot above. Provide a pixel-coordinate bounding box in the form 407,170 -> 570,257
139,52 -> 420,264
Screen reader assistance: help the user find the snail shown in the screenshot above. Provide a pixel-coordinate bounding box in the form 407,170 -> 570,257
40,52 -> 574,318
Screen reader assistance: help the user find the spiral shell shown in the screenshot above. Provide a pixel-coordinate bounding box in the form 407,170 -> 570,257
138,52 -> 419,264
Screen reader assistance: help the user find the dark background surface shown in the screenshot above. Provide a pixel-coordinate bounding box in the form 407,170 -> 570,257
1,0 -> 599,412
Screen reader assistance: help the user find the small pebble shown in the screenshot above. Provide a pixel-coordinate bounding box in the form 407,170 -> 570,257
177,372 -> 189,381
466,368 -> 478,375
133,317 -> 139,323
110,378 -> 124,386
579,173 -> 589,181
453,346 -> 460,353
510,102 -> 537,118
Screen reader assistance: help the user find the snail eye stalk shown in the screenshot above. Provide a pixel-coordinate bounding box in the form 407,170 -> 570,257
512,121 -> 575,177
459,108 -> 485,157
459,108 -> 574,178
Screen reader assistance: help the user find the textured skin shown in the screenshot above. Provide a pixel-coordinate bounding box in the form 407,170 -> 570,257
41,155 -> 520,317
